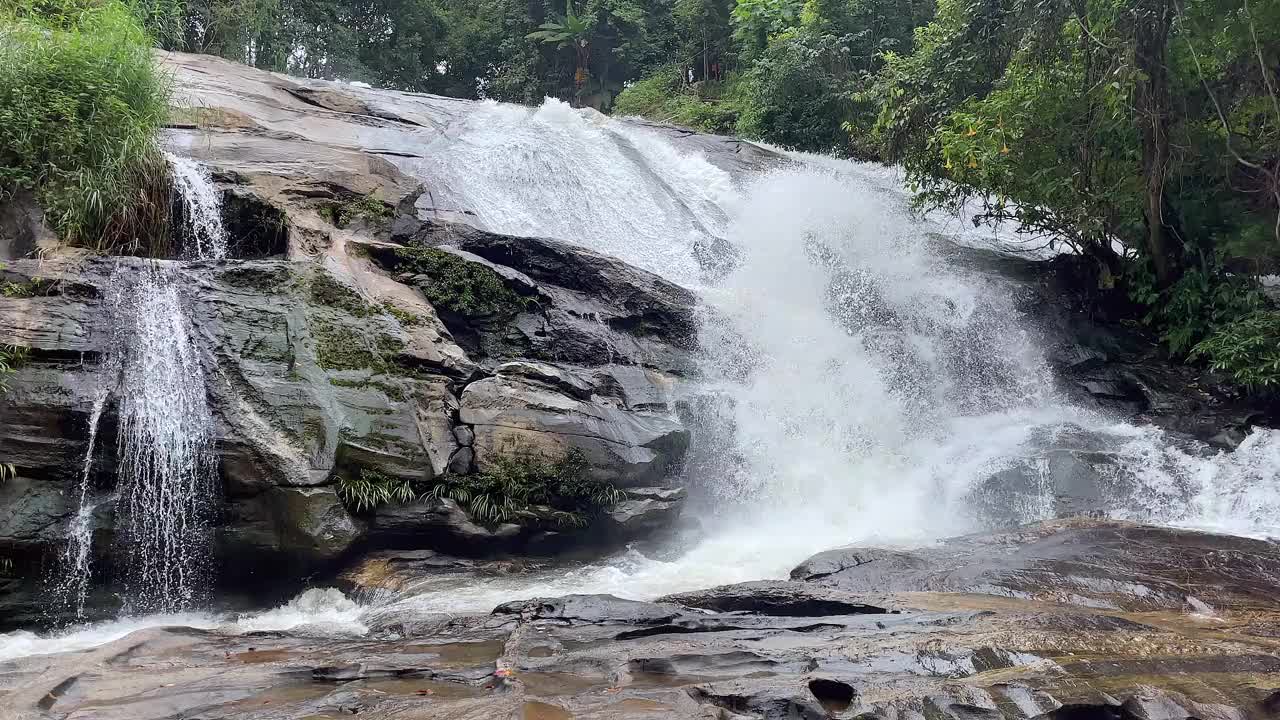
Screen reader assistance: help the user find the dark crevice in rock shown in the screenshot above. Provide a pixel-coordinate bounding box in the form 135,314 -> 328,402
1045,704 -> 1142,720
220,190 -> 289,259
808,678 -> 856,714
283,86 -> 424,127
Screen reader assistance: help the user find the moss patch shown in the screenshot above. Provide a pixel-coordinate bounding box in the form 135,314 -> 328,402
313,321 -> 404,371
310,271 -> 375,317
328,376 -> 408,402
394,246 -> 525,319
383,303 -> 422,327
321,193 -> 393,229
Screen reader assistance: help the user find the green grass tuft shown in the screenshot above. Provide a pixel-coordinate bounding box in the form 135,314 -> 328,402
0,0 -> 173,253
337,468 -> 417,513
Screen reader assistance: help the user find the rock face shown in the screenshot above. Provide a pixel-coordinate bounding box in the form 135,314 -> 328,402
7,519 -> 1279,720
791,518 -> 1280,612
0,52 -> 730,623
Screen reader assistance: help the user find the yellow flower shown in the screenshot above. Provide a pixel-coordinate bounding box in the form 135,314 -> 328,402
1000,144 -> 1010,154
967,157 -> 978,169
966,126 -> 977,137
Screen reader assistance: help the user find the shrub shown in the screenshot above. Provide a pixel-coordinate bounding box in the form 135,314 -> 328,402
613,65 -> 747,135
426,448 -> 622,527
0,0 -> 171,252
1192,310 -> 1280,389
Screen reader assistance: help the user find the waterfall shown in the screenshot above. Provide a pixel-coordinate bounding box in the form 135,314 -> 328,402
110,268 -> 218,612
165,150 -> 229,260
50,387 -> 110,620
53,154 -> 227,617
376,102 -> 1280,613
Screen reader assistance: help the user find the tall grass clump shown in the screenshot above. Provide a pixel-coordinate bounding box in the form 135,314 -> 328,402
0,0 -> 172,253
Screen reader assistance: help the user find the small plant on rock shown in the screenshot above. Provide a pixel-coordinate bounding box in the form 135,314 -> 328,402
426,448 -> 622,528
337,468 -> 417,512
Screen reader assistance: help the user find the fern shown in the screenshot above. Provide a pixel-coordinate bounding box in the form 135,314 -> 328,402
426,448 -> 621,528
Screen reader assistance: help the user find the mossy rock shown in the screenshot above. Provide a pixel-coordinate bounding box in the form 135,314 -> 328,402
395,246 -> 526,319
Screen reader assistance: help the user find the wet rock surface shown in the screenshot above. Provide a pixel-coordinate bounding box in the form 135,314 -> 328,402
4,519 -> 1279,720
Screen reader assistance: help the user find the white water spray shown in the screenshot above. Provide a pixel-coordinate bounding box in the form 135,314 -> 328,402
50,387 -> 110,620
110,267 -> 218,613
165,150 -> 229,260
376,104 -> 1280,612
50,155 -> 229,619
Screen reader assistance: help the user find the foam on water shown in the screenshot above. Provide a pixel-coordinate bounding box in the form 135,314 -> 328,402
0,588 -> 367,663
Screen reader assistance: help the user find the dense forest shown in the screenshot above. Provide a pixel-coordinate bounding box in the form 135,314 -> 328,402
2,0 -> 1279,389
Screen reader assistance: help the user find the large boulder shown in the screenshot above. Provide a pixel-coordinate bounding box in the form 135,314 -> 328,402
362,220 -> 699,375
791,518 -> 1280,612
460,362 -> 689,487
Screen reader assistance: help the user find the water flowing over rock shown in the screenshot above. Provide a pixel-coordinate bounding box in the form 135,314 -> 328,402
109,268 -> 220,612
3,51 -> 1280,720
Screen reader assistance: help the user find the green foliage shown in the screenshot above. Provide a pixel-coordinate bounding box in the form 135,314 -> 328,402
864,0 -> 1280,391
0,0 -> 172,252
527,0 -> 594,46
0,345 -> 29,394
426,448 -> 621,527
736,29 -> 858,152
1129,257 -> 1264,355
1,276 -> 52,298
1192,309 -> 1280,388
394,246 -> 526,318
337,468 -> 417,512
320,194 -> 393,230
613,65 -> 747,133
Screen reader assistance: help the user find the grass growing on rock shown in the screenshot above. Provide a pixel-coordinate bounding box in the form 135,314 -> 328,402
427,448 -> 622,528
337,468 -> 416,512
394,246 -> 525,319
0,0 -> 172,252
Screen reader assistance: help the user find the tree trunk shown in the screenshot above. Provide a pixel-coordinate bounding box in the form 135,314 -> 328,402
1133,0 -> 1179,287
702,33 -> 709,83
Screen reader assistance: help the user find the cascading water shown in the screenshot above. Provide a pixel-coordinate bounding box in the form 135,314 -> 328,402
13,99 -> 1280,656
109,268 -> 219,612
370,101 -> 1280,613
420,100 -> 733,287
165,150 -> 229,261
51,154 -> 227,617
50,387 -> 110,620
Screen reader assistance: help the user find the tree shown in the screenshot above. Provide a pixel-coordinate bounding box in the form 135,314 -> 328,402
528,0 -> 595,99
675,0 -> 732,82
